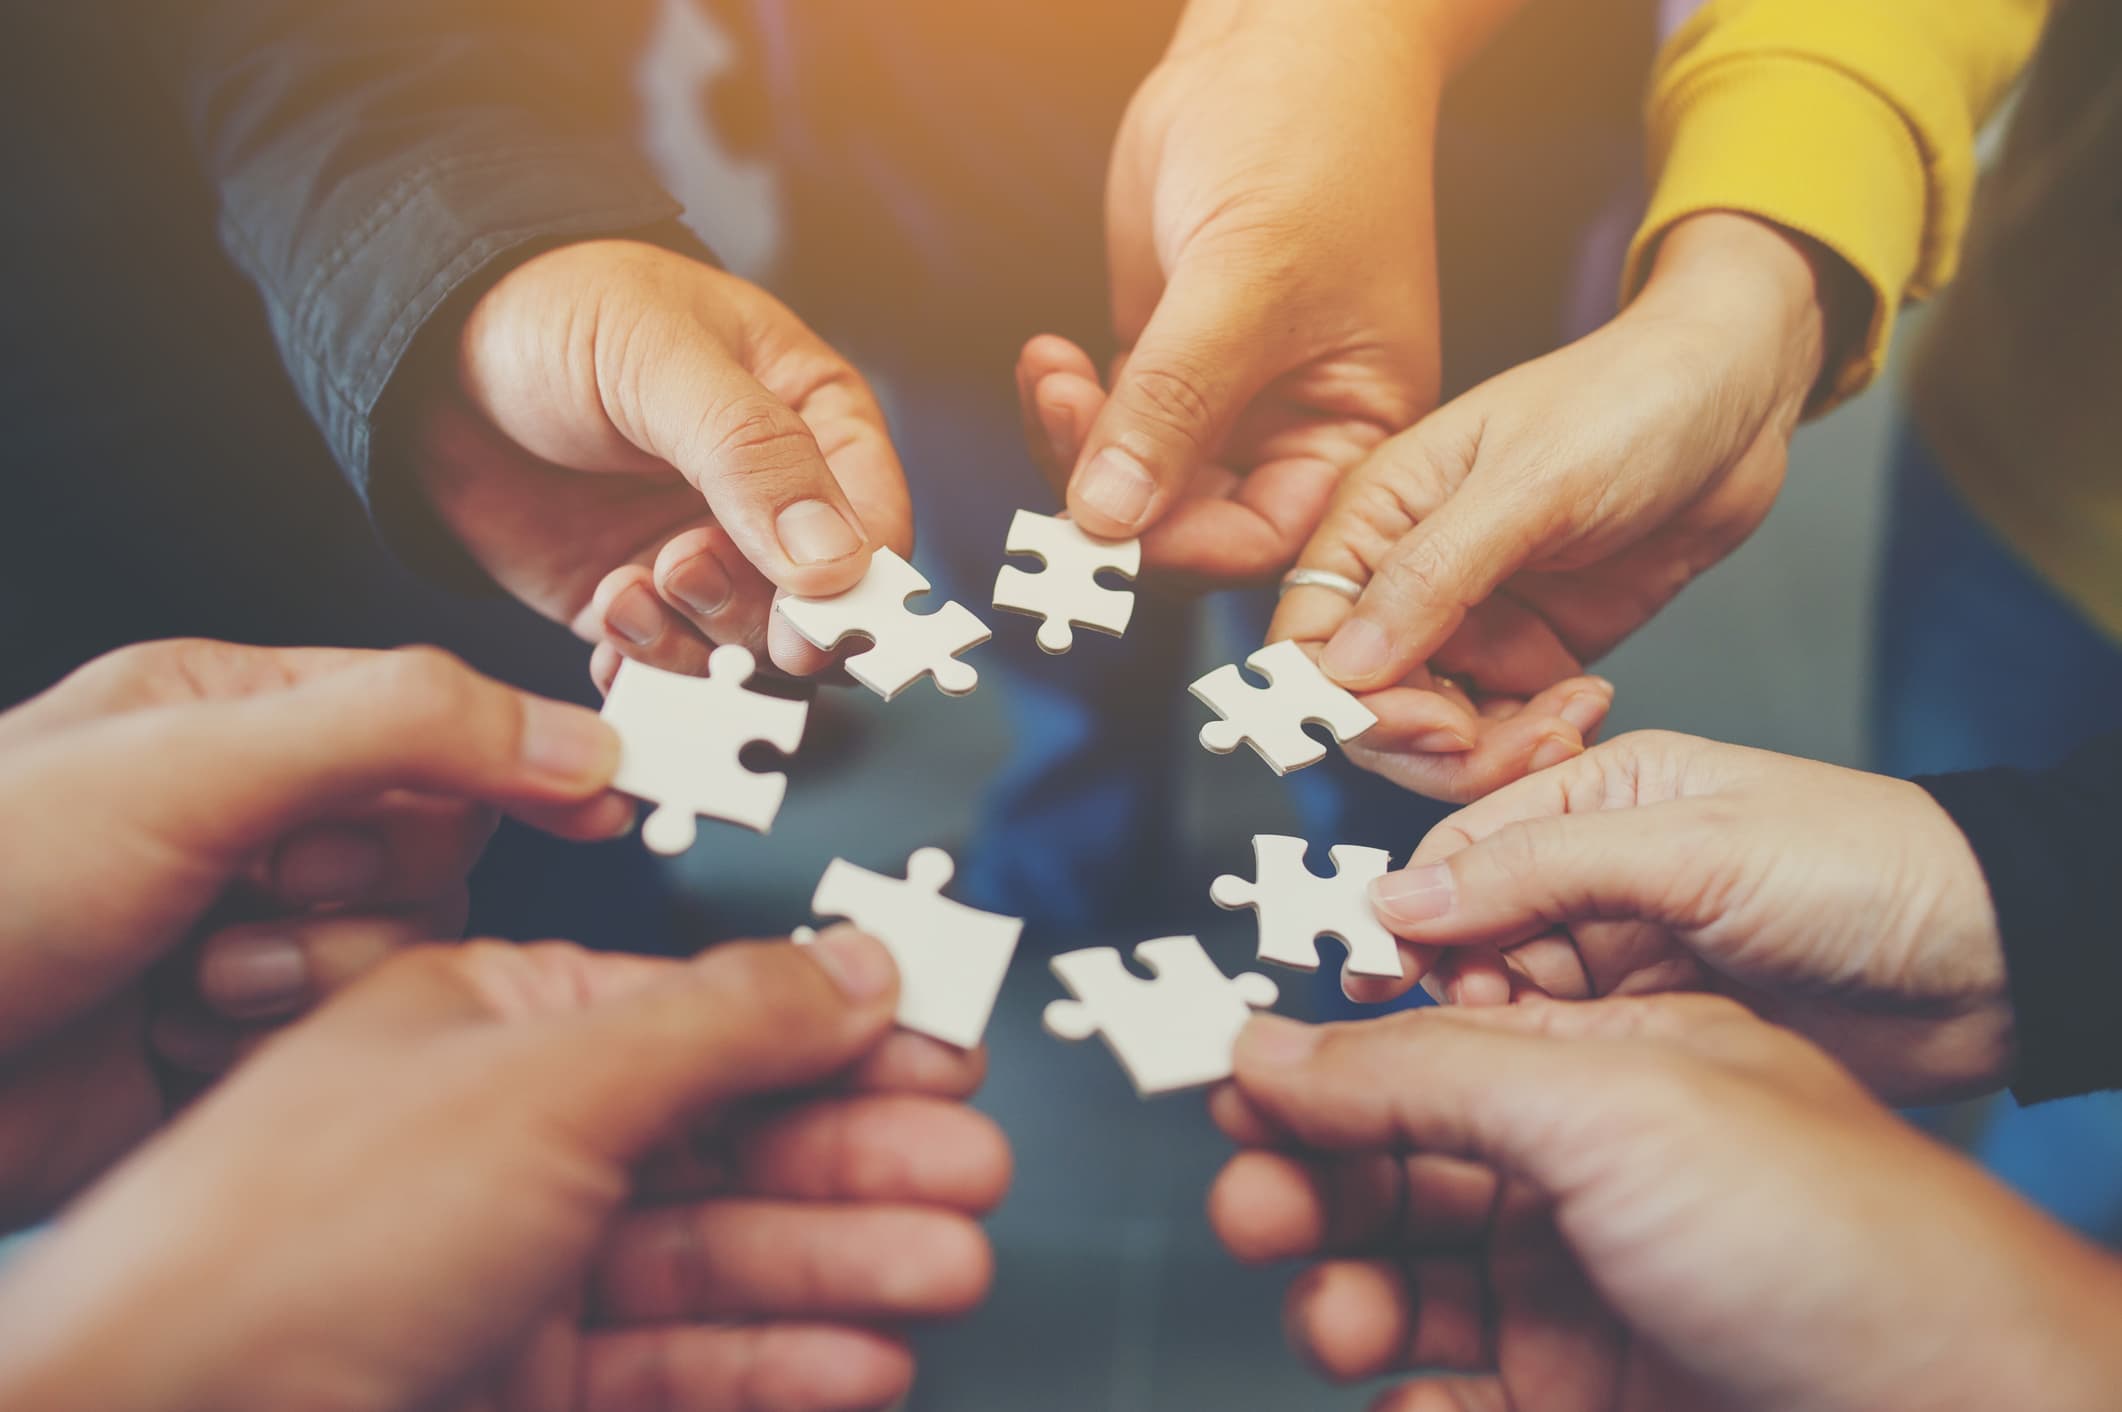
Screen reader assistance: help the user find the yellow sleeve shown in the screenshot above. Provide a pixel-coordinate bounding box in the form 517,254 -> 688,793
1624,0 -> 2047,409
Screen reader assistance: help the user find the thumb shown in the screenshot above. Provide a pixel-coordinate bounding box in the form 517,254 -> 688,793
1066,247 -> 1287,538
1311,425 -> 1551,692
522,929 -> 901,1156
1226,1006 -> 1624,1190
68,647 -> 619,872
616,304 -> 877,598
1366,803 -> 1719,950
1228,997 -> 1743,1189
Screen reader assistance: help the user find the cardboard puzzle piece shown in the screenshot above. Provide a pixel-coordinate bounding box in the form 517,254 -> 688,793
602,647 -> 809,854
777,549 -> 990,700
1188,639 -> 1378,775
990,510 -> 1142,654
808,848 -> 1024,1049
1211,834 -> 1404,978
1043,936 -> 1280,1097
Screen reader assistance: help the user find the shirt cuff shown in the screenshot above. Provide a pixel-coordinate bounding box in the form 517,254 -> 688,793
1917,740 -> 2122,1105
1624,53 -> 1930,414
285,139 -> 696,504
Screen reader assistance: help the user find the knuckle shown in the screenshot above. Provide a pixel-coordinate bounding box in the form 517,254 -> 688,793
1373,539 -> 1457,611
694,396 -> 821,485
366,646 -> 484,731
1121,361 -> 1219,445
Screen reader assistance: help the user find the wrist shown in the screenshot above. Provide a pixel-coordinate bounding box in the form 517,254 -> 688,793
1634,211 -> 1839,417
1170,0 -> 1451,86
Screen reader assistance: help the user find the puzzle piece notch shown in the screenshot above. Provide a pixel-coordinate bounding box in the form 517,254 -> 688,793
777,549 -> 991,700
1043,936 -> 1280,1097
810,847 -> 1024,1049
1188,639 -> 1378,775
1211,834 -> 1404,979
601,647 -> 810,853
991,510 -> 1143,654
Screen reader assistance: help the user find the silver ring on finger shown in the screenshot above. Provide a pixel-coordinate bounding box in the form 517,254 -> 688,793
1279,568 -> 1365,603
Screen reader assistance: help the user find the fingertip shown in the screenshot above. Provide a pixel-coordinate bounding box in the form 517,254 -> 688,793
773,499 -> 872,582
1234,1014 -> 1323,1084
1320,617 -> 1395,688
1069,443 -> 1161,537
803,925 -> 898,1006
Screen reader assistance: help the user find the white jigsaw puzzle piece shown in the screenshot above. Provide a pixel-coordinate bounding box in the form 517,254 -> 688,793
809,848 -> 1023,1049
1211,834 -> 1403,978
1043,936 -> 1279,1097
601,647 -> 809,853
777,549 -> 991,700
1188,639 -> 1378,774
990,510 -> 1142,654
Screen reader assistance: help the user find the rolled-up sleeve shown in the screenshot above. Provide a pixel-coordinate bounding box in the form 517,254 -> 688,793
1625,0 -> 2047,412
159,1 -> 698,505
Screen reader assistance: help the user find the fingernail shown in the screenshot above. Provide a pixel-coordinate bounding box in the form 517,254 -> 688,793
203,937 -> 309,1018
808,928 -> 896,1002
1075,446 -> 1156,527
1408,726 -> 1474,753
1037,396 -> 1076,462
1529,735 -> 1582,772
1321,619 -> 1391,683
1239,1014 -> 1320,1067
666,552 -> 733,618
1560,684 -> 1614,736
273,828 -> 386,906
1370,864 -> 1456,926
519,698 -> 620,784
777,499 -> 865,565
607,584 -> 665,646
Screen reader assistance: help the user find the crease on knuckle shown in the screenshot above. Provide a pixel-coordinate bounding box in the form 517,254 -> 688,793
1122,360 -> 1219,446
694,397 -> 819,486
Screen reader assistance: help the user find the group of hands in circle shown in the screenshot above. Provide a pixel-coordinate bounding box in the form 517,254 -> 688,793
5,11 -> 2098,1410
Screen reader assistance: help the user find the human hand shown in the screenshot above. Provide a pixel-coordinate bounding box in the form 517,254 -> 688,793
1274,213 -> 1843,719
1354,730 -> 2008,1104
1210,996 -> 2122,1412
0,931 -> 1006,1412
407,239 -> 914,686
1017,0 -> 1442,581
0,639 -> 628,1225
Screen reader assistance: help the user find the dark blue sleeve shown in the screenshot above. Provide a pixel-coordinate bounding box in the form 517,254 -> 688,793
1917,731 -> 2122,1104
158,0 -> 704,509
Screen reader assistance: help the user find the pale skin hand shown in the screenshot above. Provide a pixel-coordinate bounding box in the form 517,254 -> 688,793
1017,0 -> 1447,579
1209,996 -> 2122,1412
1353,730 -> 2010,1105
407,239 -> 915,688
1272,213 -> 1854,786
0,933 -> 1009,1412
1026,350 -> 1617,804
0,639 -> 630,1226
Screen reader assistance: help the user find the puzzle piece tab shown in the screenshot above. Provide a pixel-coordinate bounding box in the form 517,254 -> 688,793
809,848 -> 1023,1049
777,549 -> 990,700
1211,834 -> 1403,978
601,647 -> 809,854
1043,936 -> 1279,1097
1189,639 -> 1377,774
991,510 -> 1142,654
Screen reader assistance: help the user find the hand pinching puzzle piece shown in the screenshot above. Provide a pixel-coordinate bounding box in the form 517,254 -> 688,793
1211,834 -> 1404,978
601,647 -> 809,854
808,848 -> 1024,1049
1043,936 -> 1280,1097
990,510 -> 1142,654
1189,639 -> 1378,774
777,548 -> 990,700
